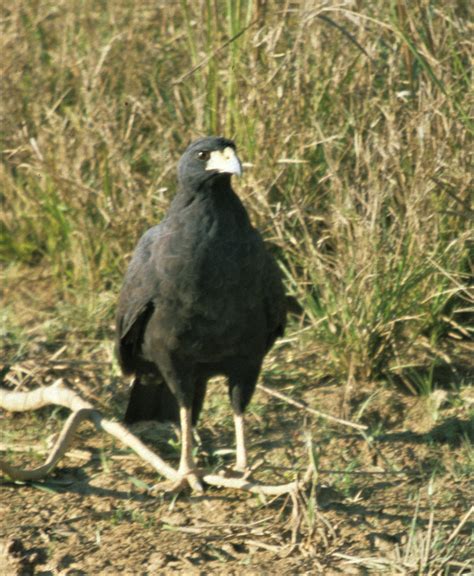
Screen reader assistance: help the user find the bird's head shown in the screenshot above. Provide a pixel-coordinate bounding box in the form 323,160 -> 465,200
177,136 -> 242,189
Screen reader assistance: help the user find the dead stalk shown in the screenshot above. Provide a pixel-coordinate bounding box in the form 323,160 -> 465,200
0,381 -> 309,495
257,383 -> 367,431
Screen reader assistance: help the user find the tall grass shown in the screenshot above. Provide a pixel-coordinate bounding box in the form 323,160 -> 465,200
1,1 -> 472,389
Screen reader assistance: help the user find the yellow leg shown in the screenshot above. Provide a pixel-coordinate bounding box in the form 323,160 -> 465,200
233,412 -> 247,472
159,406 -> 203,492
178,406 -> 195,475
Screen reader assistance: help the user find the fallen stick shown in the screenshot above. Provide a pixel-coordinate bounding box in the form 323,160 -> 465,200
257,383 -> 367,431
0,381 -> 307,495
0,380 -> 178,482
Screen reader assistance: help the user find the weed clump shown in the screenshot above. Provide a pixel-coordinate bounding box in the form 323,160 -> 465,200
1,1 -> 471,390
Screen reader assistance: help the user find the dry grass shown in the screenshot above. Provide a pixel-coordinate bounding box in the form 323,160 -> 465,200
1,1 -> 471,387
1,1 -> 473,572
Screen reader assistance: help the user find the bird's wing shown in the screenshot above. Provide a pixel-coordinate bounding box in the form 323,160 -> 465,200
115,224 -> 163,374
263,250 -> 287,351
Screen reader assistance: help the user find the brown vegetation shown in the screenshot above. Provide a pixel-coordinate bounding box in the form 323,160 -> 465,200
1,1 -> 472,573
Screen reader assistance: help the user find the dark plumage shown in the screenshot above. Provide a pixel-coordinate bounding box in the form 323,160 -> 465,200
116,136 -> 286,488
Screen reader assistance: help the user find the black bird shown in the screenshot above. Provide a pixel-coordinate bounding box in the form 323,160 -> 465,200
116,137 -> 286,490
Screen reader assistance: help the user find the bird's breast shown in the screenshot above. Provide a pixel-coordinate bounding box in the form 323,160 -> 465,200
148,212 -> 266,357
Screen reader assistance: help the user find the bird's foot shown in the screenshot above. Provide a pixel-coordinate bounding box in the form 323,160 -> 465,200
218,464 -> 252,480
219,457 -> 264,480
165,470 -> 204,493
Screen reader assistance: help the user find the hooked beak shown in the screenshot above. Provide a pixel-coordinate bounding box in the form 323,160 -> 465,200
205,146 -> 242,176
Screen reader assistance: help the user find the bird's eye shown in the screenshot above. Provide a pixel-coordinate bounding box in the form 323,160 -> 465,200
197,150 -> 211,161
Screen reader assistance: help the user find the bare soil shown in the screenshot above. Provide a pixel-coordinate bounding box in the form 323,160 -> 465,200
1,337 -> 473,575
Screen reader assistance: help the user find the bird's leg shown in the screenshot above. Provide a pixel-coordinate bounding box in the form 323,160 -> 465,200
216,412 -> 251,479
178,406 -> 194,474
233,412 -> 247,473
169,406 -> 203,492
227,372 -> 259,477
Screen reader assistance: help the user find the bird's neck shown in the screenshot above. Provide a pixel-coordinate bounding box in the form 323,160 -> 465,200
172,176 -> 245,216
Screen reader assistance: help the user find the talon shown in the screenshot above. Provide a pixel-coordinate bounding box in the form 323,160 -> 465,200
218,466 -> 252,480
165,471 -> 204,493
236,467 -> 253,480
185,471 -> 204,492
233,457 -> 262,479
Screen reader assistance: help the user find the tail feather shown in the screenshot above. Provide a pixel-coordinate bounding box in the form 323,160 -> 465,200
124,376 -> 180,424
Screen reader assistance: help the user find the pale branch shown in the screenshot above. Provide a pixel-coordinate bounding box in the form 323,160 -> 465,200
0,382 -> 308,495
202,474 -> 299,496
0,409 -> 94,481
0,380 -> 178,482
257,383 -> 368,431
202,465 -> 314,496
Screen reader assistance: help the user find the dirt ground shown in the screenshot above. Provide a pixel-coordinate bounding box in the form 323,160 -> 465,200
1,341 -> 473,575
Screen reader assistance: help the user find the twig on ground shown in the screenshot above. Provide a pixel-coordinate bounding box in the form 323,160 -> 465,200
0,380 -> 178,482
257,383 -> 368,431
446,506 -> 473,544
0,381 -> 310,495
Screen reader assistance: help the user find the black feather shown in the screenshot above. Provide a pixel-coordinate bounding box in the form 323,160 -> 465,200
115,136 -> 286,426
